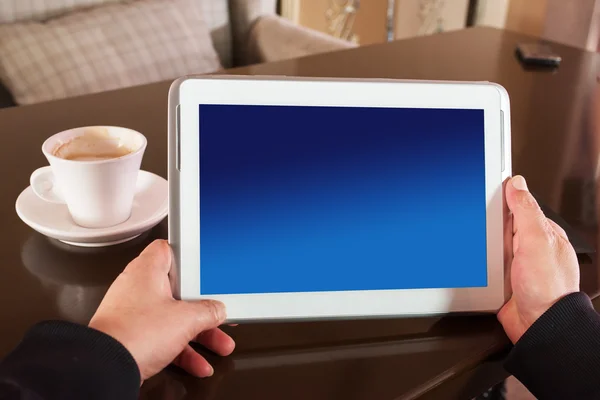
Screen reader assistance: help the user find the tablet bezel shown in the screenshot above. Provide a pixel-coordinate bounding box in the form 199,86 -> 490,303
168,76 -> 512,322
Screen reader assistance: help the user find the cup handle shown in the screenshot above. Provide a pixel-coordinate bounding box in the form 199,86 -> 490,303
30,166 -> 65,204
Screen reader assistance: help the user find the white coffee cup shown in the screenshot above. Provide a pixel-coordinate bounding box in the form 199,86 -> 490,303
30,126 -> 147,228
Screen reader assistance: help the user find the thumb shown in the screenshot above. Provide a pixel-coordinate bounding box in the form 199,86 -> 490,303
128,239 -> 172,276
186,300 -> 227,332
506,176 -> 549,246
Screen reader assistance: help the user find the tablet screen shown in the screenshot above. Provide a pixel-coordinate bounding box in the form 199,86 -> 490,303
199,105 -> 487,295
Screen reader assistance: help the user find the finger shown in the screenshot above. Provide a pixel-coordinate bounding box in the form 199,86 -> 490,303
195,328 -> 236,356
127,240 -> 172,275
547,219 -> 569,241
173,344 -> 214,378
501,178 -> 517,235
185,300 -> 227,333
497,298 -> 529,344
505,176 -> 550,246
497,297 -> 514,326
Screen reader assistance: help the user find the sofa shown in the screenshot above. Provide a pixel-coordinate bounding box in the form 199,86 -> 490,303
0,0 -> 355,108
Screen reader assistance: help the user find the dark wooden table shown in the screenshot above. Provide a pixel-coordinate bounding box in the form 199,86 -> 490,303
1,27 -> 599,399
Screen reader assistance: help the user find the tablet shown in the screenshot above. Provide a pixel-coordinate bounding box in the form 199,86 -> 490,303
168,75 -> 512,322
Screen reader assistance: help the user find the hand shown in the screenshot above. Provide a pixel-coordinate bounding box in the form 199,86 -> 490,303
498,176 -> 580,343
89,240 -> 235,382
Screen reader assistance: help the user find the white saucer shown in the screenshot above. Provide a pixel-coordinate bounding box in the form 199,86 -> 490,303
16,170 -> 168,247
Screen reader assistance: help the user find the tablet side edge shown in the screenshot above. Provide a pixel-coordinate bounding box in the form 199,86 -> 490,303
168,78 -> 185,300
492,83 -> 514,305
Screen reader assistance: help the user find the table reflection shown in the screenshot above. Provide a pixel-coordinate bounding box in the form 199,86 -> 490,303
19,224 -> 165,323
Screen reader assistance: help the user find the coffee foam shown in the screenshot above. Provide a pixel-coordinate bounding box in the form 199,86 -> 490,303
53,127 -> 137,161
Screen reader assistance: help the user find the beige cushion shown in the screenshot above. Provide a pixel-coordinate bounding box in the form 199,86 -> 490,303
229,0 -> 276,66
0,0 -> 128,23
199,0 -> 232,67
247,15 -> 356,64
0,0 -> 223,105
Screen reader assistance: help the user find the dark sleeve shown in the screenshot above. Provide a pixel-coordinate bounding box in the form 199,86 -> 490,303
0,321 -> 140,400
505,292 -> 600,399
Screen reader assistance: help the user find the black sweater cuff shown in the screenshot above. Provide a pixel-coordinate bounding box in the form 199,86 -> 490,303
505,292 -> 600,400
0,321 -> 140,399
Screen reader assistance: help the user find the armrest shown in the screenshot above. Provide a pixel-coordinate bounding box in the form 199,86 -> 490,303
244,15 -> 357,65
0,82 -> 16,109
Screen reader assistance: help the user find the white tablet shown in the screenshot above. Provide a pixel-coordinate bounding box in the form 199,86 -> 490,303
168,75 -> 512,322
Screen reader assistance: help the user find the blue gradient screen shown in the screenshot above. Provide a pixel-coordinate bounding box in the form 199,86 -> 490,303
199,105 -> 487,295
